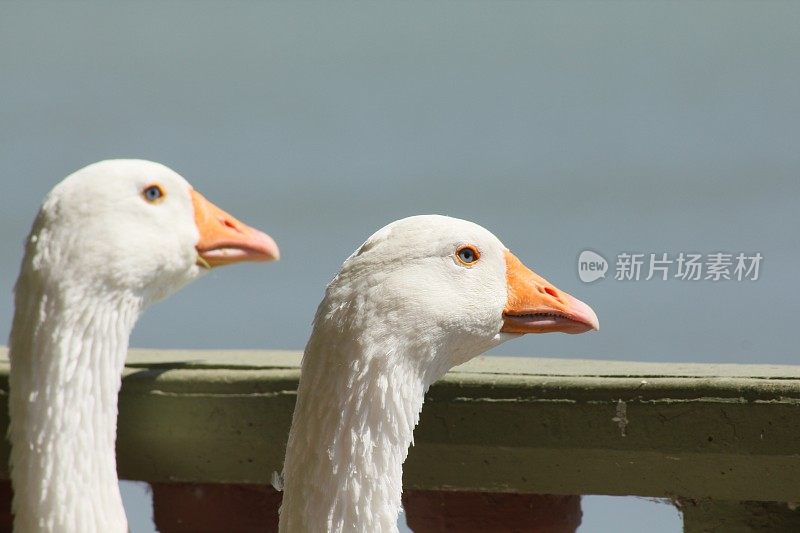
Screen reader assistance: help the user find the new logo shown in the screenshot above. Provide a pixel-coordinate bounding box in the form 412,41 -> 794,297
578,250 -> 608,283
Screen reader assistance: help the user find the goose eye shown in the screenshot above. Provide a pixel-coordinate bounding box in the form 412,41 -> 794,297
455,245 -> 480,266
142,184 -> 165,203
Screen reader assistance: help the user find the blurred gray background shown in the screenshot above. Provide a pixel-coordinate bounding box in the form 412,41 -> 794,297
2,1 -> 799,531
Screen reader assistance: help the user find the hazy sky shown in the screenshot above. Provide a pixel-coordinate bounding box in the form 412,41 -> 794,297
2,2 -> 798,531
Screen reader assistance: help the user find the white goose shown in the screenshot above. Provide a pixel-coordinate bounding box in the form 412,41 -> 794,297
279,215 -> 598,533
8,160 -> 279,532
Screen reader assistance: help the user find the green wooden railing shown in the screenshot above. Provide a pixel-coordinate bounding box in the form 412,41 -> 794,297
1,348 -> 799,531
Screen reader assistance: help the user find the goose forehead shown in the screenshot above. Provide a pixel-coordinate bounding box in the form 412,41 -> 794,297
39,160 -> 195,232
58,159 -> 191,198
367,215 -> 506,254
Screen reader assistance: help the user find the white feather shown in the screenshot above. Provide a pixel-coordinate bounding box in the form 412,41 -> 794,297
8,160 -> 204,533
279,215 -> 515,533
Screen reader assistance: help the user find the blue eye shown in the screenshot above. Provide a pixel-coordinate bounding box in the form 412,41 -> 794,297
143,184 -> 165,203
456,245 -> 480,266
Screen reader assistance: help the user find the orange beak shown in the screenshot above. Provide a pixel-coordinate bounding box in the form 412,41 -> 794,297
191,190 -> 280,268
501,250 -> 599,334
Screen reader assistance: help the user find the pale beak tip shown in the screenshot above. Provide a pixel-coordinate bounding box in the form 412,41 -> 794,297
567,294 -> 600,333
253,229 -> 280,262
588,310 -> 600,332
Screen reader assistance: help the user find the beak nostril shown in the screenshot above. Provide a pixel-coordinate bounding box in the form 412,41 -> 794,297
544,286 -> 558,298
221,218 -> 242,233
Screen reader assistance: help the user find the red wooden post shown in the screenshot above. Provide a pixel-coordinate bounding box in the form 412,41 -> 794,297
402,491 -> 582,533
152,483 -> 281,533
151,484 -> 581,533
0,480 -> 12,532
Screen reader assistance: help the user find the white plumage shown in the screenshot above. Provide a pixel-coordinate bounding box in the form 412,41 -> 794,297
279,215 -> 598,532
8,160 -> 278,532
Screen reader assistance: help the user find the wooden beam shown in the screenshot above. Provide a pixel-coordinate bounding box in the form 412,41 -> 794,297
680,498 -> 800,532
0,348 -> 799,502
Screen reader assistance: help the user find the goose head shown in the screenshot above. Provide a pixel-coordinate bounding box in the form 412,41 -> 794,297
322,215 -> 597,376
25,159 -> 279,305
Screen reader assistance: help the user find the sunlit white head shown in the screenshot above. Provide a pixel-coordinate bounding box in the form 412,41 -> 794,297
319,215 -> 598,376
25,159 -> 279,304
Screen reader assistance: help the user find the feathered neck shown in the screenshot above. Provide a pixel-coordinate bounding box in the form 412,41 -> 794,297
279,316 -> 445,533
8,271 -> 142,533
